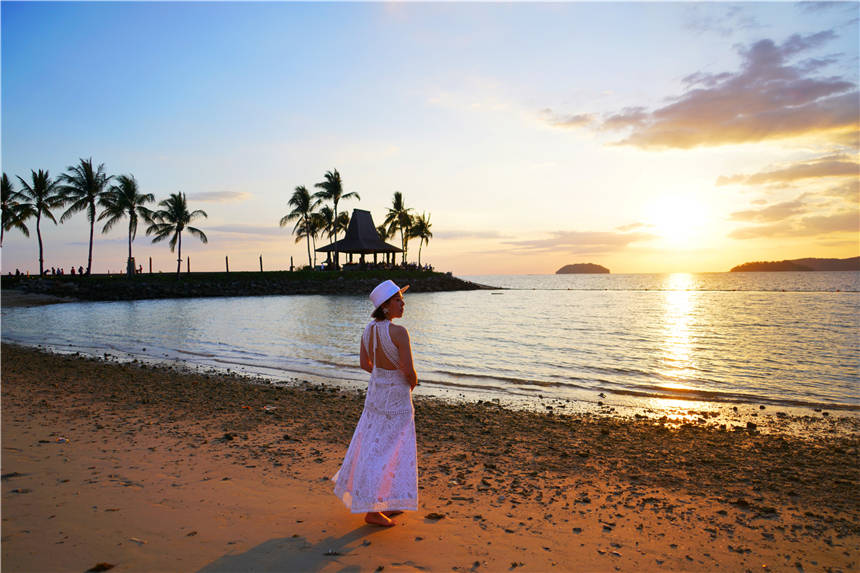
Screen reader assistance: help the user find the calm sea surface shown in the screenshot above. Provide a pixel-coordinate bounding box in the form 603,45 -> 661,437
2,272 -> 858,414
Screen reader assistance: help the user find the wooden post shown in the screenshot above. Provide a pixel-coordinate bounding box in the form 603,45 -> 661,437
187,256 -> 190,273
259,254 -> 263,272
225,255 -> 230,273
149,256 -> 152,273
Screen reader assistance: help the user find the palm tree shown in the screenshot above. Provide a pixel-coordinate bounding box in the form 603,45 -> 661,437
410,212 -> 433,267
16,170 -> 63,275
58,158 -> 113,275
316,205 -> 336,246
2,173 -> 30,247
146,192 -> 208,276
313,169 -> 359,268
333,211 -> 349,239
279,185 -> 319,268
98,174 -> 155,274
383,191 -> 414,264
308,210 -> 328,267
377,223 -> 393,241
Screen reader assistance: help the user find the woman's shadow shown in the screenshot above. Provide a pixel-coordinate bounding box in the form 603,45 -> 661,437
196,524 -> 391,573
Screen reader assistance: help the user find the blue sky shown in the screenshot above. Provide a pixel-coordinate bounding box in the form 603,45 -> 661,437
2,1 -> 858,275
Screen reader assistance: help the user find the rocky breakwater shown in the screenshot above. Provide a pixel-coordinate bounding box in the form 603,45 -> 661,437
2,271 -> 492,303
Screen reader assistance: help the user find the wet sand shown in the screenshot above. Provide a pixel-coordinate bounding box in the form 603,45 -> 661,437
2,342 -> 858,572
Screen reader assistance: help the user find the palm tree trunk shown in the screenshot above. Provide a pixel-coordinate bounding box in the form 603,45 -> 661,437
128,219 -> 134,260
418,242 -> 422,266
1,225 -> 5,248
86,207 -> 95,274
305,216 -> 312,268
312,234 -> 317,267
36,213 -> 44,275
333,202 -> 339,269
176,231 -> 182,276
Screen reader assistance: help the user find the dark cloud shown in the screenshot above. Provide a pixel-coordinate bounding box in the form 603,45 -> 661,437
546,32 -> 859,149
186,191 -> 250,203
502,230 -> 657,255
717,156 -> 859,185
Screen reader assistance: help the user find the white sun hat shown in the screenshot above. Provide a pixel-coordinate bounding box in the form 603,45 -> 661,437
369,279 -> 410,312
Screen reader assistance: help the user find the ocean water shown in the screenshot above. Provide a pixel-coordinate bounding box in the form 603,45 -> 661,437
2,272 -> 858,414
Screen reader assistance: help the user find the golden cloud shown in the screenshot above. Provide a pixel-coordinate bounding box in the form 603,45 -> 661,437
546,32 -> 859,150
717,156 -> 859,186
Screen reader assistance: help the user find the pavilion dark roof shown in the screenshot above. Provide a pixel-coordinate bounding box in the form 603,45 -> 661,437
316,209 -> 402,254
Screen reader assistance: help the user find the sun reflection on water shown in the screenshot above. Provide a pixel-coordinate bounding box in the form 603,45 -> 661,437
645,397 -> 717,425
658,273 -> 699,390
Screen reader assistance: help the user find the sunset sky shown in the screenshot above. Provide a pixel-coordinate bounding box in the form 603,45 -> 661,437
2,1 -> 858,275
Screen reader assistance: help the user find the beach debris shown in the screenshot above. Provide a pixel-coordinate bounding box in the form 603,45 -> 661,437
361,539 -> 371,546
85,563 -> 115,572
129,537 -> 147,545
375,567 -> 385,572
1,472 -> 27,480
324,549 -> 342,556
262,405 -> 278,413
11,488 -> 32,494
56,437 -> 70,443
186,531 -> 198,537
425,512 -> 446,520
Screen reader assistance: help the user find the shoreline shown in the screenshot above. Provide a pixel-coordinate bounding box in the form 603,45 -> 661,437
2,342 -> 858,571
3,335 -> 857,436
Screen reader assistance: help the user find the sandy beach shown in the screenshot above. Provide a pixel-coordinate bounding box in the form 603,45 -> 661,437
2,342 -> 857,572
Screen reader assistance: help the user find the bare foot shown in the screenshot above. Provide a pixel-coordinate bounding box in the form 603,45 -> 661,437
382,510 -> 403,517
364,512 -> 395,527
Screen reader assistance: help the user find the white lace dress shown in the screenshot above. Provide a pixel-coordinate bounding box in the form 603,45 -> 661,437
332,320 -> 418,513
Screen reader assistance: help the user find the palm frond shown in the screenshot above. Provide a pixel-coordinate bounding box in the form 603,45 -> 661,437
187,226 -> 208,244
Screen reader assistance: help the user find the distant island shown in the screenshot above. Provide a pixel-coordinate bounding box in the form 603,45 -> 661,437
556,263 -> 610,274
730,256 -> 860,272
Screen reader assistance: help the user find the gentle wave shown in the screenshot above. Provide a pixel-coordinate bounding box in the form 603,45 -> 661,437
3,272 -> 858,413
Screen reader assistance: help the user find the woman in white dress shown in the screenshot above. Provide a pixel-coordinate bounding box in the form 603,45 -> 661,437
333,280 -> 419,527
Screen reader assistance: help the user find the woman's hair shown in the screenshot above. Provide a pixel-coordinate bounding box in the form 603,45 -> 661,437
372,294 -> 395,320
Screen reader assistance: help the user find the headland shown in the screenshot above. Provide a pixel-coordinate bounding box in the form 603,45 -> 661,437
1,269 -> 490,304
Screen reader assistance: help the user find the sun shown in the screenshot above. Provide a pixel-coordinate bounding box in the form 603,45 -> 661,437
646,195 -> 708,247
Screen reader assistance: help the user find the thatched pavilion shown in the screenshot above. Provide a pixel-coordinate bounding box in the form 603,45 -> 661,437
316,209 -> 401,267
